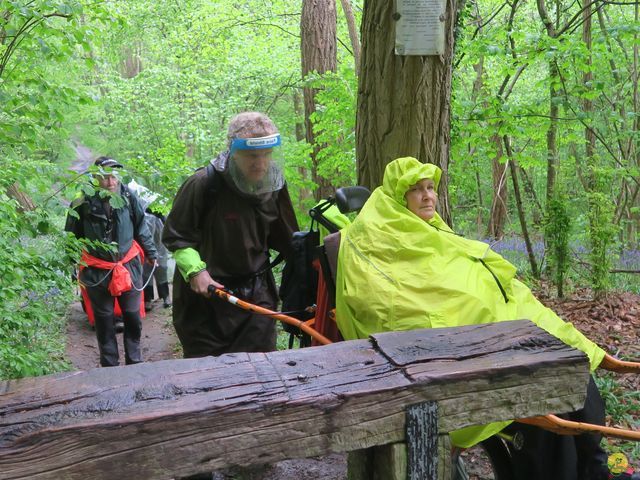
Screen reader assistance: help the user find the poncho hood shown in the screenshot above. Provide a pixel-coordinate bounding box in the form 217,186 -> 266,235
382,156 -> 441,203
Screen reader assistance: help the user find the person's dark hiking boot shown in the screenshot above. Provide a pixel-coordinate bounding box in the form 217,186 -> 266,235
162,297 -> 172,308
144,301 -> 153,312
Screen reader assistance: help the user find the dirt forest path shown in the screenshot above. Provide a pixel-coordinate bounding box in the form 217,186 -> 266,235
64,299 -> 180,370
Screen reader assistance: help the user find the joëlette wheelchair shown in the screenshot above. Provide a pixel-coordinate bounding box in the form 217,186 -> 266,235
208,186 -> 639,479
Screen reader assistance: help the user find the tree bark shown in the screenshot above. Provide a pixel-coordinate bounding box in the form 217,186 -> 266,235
6,182 -> 36,212
301,0 -> 338,201
356,0 -> 458,225
519,164 -> 543,225
294,90 -> 313,209
487,137 -> 508,240
546,60 -> 559,204
536,0 -> 559,204
120,43 -> 143,79
338,0 -> 361,74
469,9 -> 487,235
611,4 -> 640,248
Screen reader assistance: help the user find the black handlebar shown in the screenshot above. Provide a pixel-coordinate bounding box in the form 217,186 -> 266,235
308,186 -> 371,234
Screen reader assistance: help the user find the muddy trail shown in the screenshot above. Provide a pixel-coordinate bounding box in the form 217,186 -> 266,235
64,287 -> 640,478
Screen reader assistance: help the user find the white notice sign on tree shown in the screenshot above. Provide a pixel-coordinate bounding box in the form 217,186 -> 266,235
395,0 -> 446,56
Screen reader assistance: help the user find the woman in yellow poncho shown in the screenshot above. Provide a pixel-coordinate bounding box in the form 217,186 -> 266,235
335,157 -> 612,479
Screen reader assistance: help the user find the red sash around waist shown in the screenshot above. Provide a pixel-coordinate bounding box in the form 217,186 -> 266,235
80,241 -> 144,296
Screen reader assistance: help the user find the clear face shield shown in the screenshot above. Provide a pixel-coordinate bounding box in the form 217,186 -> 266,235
228,133 -> 284,196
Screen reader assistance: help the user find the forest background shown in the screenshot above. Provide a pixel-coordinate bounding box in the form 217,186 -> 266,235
0,0 -> 638,448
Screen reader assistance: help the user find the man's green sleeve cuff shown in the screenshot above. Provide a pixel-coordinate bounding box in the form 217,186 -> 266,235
174,248 -> 207,282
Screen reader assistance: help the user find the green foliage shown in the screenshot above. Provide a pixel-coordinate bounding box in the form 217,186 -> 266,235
0,0 -> 113,381
0,158 -> 78,380
0,1 -> 110,158
545,191 -> 571,297
451,0 -> 639,298
69,0 -> 312,209
307,65 -> 358,188
1,0 -> 360,379
595,372 -> 640,463
2,0 -> 639,383
586,179 -> 619,297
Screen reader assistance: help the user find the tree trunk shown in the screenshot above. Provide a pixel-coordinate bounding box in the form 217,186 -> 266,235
6,182 -> 36,212
356,0 -> 458,225
294,90 -> 313,209
582,1 -> 596,188
301,0 -> 338,201
120,43 -> 143,79
617,4 -> 640,248
487,137 -> 508,240
536,0 -> 560,205
504,136 -> 539,279
582,1 -> 611,299
631,5 -> 640,248
475,165 -> 484,236
470,39 -> 487,236
519,165 -> 543,225
338,0 -> 361,75
546,60 -> 559,204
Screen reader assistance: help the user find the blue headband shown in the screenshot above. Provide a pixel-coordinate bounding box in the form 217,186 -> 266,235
230,134 -> 281,152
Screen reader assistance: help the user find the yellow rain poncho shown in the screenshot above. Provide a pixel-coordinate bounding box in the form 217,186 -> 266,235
335,157 -> 605,447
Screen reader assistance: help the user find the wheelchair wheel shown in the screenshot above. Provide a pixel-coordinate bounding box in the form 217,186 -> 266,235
457,436 -> 515,480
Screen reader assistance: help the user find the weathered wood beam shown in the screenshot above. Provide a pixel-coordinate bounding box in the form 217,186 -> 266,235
0,320 -> 590,480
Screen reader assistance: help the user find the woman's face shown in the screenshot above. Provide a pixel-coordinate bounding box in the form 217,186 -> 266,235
404,178 -> 437,221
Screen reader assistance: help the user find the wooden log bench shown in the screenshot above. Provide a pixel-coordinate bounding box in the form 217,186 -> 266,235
0,320 -> 591,480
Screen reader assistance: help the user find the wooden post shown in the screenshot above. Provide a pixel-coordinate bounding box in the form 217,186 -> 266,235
406,402 -> 438,480
348,404 -> 450,480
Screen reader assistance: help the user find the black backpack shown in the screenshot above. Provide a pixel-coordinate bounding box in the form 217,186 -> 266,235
278,228 -> 320,347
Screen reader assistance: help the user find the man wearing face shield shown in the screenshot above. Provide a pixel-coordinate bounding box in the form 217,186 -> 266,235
162,112 -> 299,357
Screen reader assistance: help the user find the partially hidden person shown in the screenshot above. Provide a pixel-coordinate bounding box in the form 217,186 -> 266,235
143,206 -> 171,309
128,180 -> 172,311
162,111 -> 299,358
66,156 -> 157,367
335,156 -> 623,480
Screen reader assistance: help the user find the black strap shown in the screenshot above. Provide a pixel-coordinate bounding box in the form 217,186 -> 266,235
205,162 -> 221,193
253,253 -> 285,278
216,253 -> 284,284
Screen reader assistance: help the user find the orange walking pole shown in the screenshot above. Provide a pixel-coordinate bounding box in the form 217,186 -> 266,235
208,286 -> 333,346
518,414 -> 640,442
517,353 -> 640,441
600,353 -> 640,374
